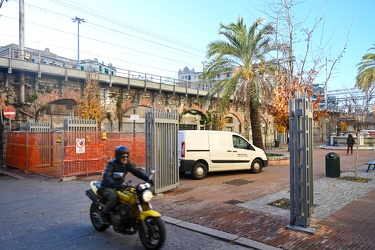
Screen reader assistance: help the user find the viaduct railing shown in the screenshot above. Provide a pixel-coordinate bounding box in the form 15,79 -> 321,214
0,48 -> 212,97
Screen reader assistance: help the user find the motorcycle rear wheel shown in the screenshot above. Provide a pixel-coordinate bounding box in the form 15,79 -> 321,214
90,202 -> 110,231
139,216 -> 166,250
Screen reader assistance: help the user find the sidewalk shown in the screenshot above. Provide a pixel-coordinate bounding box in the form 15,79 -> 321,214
152,148 -> 375,249
1,148 -> 375,249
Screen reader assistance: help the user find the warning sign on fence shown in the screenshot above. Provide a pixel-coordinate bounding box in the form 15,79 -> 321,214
76,138 -> 85,154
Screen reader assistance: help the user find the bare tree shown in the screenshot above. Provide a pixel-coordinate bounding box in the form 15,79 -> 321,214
261,0 -> 350,144
340,86 -> 375,177
0,0 -> 10,9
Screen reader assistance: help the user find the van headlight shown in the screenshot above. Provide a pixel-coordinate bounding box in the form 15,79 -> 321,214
142,190 -> 153,202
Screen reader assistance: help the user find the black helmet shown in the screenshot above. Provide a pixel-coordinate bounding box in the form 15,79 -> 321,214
115,146 -> 130,160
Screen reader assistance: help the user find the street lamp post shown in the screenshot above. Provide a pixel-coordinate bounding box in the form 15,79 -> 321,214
72,16 -> 85,66
132,98 -> 139,133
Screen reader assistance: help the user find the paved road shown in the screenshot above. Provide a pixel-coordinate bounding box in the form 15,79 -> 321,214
2,148 -> 375,249
0,174 -> 251,250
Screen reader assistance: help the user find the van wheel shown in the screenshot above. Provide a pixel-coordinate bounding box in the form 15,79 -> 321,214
250,159 -> 263,174
191,162 -> 207,180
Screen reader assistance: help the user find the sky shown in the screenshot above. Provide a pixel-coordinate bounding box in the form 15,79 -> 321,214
0,0 -> 374,92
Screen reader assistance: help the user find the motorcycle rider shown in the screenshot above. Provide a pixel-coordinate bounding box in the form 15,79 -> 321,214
99,145 -> 153,223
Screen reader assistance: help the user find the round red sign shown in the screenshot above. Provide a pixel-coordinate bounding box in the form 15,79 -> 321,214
3,107 -> 16,119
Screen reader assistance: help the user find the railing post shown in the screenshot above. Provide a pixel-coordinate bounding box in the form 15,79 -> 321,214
144,73 -> 147,91
127,70 -> 130,89
8,48 -> 12,73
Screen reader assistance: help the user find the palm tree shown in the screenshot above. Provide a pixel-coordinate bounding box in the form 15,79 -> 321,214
201,16 -> 274,150
356,44 -> 375,91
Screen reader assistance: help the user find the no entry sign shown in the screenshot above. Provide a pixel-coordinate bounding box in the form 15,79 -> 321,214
3,107 -> 16,119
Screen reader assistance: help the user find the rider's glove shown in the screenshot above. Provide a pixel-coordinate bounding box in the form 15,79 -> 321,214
114,184 -> 127,190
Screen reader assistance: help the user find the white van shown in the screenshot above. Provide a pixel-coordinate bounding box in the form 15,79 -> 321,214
178,130 -> 268,180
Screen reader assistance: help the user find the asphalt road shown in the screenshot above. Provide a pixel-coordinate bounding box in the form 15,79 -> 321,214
0,174 -> 251,250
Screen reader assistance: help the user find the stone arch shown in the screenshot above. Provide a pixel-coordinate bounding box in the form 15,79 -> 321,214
118,97 -> 163,132
178,103 -> 208,130
19,88 -> 81,121
222,109 -> 244,133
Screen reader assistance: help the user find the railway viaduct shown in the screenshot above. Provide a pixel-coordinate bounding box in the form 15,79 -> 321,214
0,56 -> 247,134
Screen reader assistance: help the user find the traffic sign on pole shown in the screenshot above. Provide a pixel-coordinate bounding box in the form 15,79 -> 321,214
3,107 -> 16,119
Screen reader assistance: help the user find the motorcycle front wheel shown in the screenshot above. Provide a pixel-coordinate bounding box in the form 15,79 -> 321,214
139,217 -> 166,250
89,202 -> 110,231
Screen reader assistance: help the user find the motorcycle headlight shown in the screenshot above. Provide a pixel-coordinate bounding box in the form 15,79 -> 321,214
142,190 -> 153,203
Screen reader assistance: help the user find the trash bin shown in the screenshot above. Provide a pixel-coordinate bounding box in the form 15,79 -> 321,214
274,139 -> 280,148
325,152 -> 340,178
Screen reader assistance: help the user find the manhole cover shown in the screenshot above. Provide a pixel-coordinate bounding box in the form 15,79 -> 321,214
224,199 -> 243,205
223,179 -> 254,186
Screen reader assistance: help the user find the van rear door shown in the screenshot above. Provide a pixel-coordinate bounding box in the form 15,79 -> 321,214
209,132 -> 233,170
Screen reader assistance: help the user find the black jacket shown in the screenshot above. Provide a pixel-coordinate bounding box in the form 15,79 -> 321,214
347,136 -> 355,145
101,158 -> 148,188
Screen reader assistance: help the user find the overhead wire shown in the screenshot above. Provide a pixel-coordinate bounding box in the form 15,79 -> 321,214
1,14 -> 199,72
50,0 -> 206,53
17,0 -> 205,71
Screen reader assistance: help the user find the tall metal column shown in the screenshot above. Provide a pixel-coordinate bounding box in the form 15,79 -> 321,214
19,0 -> 25,103
288,98 -> 317,233
72,17 -> 85,66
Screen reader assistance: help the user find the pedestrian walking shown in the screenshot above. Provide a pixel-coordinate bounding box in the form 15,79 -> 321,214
346,134 -> 355,156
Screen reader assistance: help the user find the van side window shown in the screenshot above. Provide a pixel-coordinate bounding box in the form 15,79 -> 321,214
232,135 -> 254,150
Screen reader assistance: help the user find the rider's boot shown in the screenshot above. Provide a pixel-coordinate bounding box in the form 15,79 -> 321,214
99,212 -> 110,224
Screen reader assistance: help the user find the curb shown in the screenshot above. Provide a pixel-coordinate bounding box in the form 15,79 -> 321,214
0,169 -> 27,180
162,216 -> 282,250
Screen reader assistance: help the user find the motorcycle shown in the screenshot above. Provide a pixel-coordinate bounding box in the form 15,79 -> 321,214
85,171 -> 166,250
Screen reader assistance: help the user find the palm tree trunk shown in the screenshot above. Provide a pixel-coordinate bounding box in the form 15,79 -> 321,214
249,98 -> 265,151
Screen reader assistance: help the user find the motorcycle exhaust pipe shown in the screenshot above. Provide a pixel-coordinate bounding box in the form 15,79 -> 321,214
86,189 -> 100,204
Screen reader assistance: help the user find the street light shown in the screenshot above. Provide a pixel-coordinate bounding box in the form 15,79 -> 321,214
72,16 -> 85,66
132,98 -> 139,132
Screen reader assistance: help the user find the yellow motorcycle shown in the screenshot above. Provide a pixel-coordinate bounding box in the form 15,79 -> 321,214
85,171 -> 166,249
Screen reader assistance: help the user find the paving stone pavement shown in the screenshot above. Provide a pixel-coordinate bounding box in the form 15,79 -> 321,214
239,165 -> 375,223
151,148 -> 375,250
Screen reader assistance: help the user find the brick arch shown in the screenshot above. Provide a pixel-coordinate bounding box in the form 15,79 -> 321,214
119,98 -> 163,115
178,103 -> 208,117
227,108 -> 244,124
20,89 -> 82,118
35,89 -> 81,107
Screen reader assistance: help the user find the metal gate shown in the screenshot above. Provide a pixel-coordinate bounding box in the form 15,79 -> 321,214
20,121 -> 51,132
145,108 -> 179,194
13,117 -> 102,178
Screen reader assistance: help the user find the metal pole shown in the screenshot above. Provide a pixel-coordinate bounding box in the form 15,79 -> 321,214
19,0 -> 25,103
133,108 -> 136,132
77,20 -> 80,65
72,17 -> 85,66
19,0 -> 24,60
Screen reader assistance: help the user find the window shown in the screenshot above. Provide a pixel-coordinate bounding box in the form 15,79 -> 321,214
105,68 -> 109,74
226,117 -> 233,123
232,135 -> 253,150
